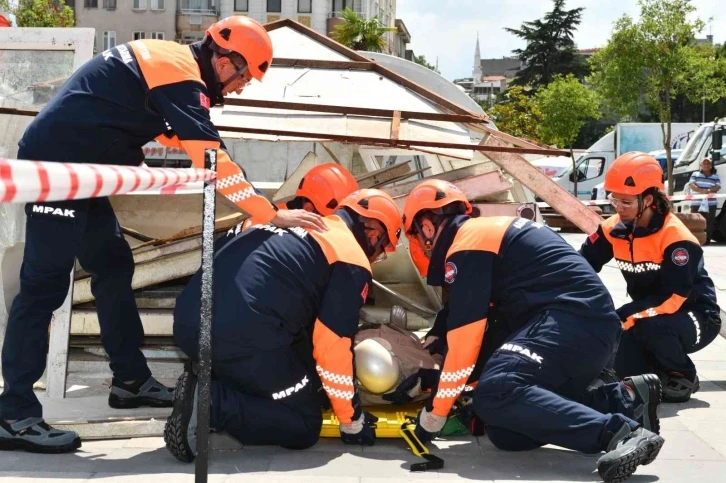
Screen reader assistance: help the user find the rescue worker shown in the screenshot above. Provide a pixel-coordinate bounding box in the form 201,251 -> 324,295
227,163 -> 359,238
166,189 -> 402,460
580,152 -> 722,403
402,179 -> 665,483
0,16 -> 325,454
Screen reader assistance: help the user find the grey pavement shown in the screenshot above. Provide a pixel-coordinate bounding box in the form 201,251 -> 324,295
1,234 -> 726,482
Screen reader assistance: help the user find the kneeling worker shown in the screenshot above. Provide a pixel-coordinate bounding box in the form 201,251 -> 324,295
402,179 -> 665,483
166,189 -> 402,461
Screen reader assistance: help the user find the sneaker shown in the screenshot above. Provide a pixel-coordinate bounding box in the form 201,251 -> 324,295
0,418 -> 81,454
164,363 -> 198,463
661,373 -> 700,403
108,376 -> 174,409
623,374 -> 661,434
597,426 -> 665,483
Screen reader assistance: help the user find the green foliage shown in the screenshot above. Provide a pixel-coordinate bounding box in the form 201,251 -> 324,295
331,8 -> 396,52
487,86 -> 543,141
413,54 -> 439,74
534,74 -> 601,148
588,0 -> 726,193
0,0 -> 75,27
505,0 -> 588,92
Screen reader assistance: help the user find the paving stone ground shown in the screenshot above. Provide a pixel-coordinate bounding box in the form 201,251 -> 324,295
1,233 -> 725,482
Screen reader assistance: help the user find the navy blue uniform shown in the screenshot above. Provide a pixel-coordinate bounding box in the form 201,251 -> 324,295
580,212 -> 722,380
174,210 -> 372,447
0,40 -> 276,420
425,216 -> 637,454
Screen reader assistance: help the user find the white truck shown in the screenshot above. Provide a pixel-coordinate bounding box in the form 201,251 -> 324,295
671,119 -> 726,241
532,123 -> 699,199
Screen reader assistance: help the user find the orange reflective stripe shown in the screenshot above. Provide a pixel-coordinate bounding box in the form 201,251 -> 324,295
447,217 -> 511,257
623,294 -> 687,330
154,134 -> 182,149
128,40 -> 203,90
432,318 -> 487,417
312,319 -> 356,424
309,216 -> 371,271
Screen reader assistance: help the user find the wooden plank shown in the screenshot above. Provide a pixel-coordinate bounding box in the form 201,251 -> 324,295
73,249 -> 201,305
121,226 -> 154,242
482,135 -> 603,234
369,167 -> 431,189
71,309 -> 174,336
271,58 -> 375,70
131,213 -> 245,250
381,161 -> 501,198
390,110 -> 401,142
319,143 -> 341,165
46,269 -> 74,399
272,151 -> 319,202
356,162 -> 412,190
355,160 -> 411,182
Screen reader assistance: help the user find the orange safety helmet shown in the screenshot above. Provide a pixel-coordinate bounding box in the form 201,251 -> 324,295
205,16 -> 273,82
604,151 -> 665,196
402,179 -> 472,235
297,164 -> 359,216
338,189 -> 402,253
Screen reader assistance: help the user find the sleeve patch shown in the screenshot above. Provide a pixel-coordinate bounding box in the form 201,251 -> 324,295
199,92 -> 210,110
444,261 -> 458,284
588,232 -> 599,244
671,248 -> 689,266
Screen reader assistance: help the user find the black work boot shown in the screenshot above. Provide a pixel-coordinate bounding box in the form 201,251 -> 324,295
164,362 -> 199,463
623,374 -> 661,434
0,418 -> 81,454
597,424 -> 665,483
109,376 -> 174,409
661,373 -> 700,403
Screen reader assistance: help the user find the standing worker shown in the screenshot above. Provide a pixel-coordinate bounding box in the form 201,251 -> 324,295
0,16 -> 324,454
402,179 -> 665,483
166,189 -> 402,460
580,152 -> 721,402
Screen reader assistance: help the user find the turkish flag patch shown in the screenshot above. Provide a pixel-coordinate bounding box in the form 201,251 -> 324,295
444,261 -> 457,284
361,282 -> 369,303
199,92 -> 211,110
588,232 -> 599,244
671,248 -> 689,266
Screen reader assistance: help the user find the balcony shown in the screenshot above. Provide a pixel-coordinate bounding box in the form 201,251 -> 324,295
176,4 -> 219,34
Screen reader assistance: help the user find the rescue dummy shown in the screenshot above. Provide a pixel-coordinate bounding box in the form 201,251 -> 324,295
166,189 -> 402,462
580,151 -> 722,402
401,179 -> 665,483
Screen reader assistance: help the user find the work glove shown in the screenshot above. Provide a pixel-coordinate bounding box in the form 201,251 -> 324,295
414,406 -> 447,444
423,336 -> 447,357
340,410 -> 378,446
382,368 -> 440,404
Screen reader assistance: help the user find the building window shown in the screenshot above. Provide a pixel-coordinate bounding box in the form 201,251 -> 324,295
103,0 -> 116,8
333,0 -> 353,13
234,0 -> 247,11
103,31 -> 116,51
84,0 -> 98,7
133,0 -> 146,9
151,0 -> 164,9
133,32 -> 146,40
266,0 -> 281,13
298,0 -> 311,13
151,32 -> 165,40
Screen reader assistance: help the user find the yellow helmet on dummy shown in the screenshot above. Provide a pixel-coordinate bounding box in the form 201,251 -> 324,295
354,338 -> 401,395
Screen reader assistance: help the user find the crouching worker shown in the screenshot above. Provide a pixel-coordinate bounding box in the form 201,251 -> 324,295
402,179 -> 665,483
165,189 -> 402,462
580,152 -> 722,402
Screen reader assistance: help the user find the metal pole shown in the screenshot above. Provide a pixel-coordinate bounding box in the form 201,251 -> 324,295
195,149 -> 217,483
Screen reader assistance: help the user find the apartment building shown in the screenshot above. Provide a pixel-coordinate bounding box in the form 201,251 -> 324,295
73,0 -> 176,53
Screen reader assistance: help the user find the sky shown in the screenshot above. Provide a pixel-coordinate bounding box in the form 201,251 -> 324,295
397,0 -> 725,81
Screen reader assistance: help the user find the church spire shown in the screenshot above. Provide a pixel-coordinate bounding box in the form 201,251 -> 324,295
473,32 -> 482,83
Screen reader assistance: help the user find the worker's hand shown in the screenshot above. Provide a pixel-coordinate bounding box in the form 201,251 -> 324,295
382,368 -> 440,404
414,407 -> 446,444
271,209 -> 328,232
340,410 -> 378,446
423,336 -> 447,356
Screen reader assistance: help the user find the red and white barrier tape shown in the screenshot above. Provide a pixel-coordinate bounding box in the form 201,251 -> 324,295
0,158 -> 215,203
536,193 -> 726,208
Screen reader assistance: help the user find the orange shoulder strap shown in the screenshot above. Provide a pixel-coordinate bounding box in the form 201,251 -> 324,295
309,216 -> 372,272
447,217 -> 512,257
128,40 -> 204,90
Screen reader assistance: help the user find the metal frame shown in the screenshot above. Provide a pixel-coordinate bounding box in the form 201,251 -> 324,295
0,27 -> 96,400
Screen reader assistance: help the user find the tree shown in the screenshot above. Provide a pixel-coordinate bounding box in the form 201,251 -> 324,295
0,0 -> 74,27
535,74 -> 601,196
505,0 -> 587,92
331,8 -> 396,53
487,86 -> 543,142
589,0 -> 726,194
413,54 -> 439,74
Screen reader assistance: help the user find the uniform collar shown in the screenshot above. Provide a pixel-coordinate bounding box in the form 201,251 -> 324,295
427,214 -> 470,286
190,43 -> 224,106
609,212 -> 666,240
